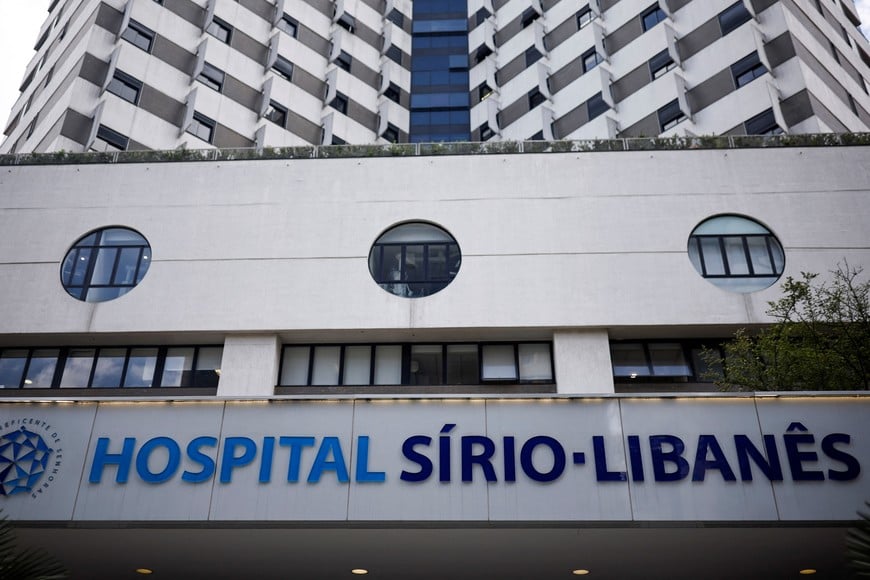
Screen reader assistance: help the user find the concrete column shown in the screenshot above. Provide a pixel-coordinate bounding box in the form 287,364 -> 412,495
553,329 -> 614,394
216,334 -> 281,397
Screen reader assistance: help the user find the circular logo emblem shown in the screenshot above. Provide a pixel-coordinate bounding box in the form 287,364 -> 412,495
0,427 -> 55,496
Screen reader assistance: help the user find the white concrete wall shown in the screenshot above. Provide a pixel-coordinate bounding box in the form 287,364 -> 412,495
0,146 -> 868,393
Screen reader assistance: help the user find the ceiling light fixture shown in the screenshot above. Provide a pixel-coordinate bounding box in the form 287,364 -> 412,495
350,569 -> 369,575
135,569 -> 153,575
572,570 -> 590,575
799,570 -> 817,575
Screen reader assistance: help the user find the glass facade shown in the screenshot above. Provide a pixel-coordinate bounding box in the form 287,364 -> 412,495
409,0 -> 470,143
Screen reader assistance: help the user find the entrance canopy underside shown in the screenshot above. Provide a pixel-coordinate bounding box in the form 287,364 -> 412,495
16,523 -> 851,580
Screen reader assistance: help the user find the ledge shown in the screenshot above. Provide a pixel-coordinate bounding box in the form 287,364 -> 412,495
2,132 -> 869,166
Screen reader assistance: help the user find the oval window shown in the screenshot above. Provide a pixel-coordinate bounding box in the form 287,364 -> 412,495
368,222 -> 461,298
687,215 -> 784,293
60,227 -> 152,302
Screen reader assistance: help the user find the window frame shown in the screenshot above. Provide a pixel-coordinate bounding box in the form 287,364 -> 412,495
206,16 -> 233,44
278,13 -> 298,37
0,346 -> 222,391
265,100 -> 288,127
731,52 -> 766,88
657,99 -> 686,132
197,61 -> 225,93
121,19 -> 155,53
93,125 -> 129,151
577,6 -> 594,29
272,55 -> 294,81
60,226 -> 149,301
278,342 -> 555,388
106,69 -> 143,105
187,111 -> 216,143
718,1 -> 752,36
641,4 -> 667,32
610,340 -> 725,384
648,49 -> 675,79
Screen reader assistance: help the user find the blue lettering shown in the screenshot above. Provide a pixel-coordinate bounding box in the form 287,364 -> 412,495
784,433 -> 824,481
593,435 -> 627,482
520,436 -> 565,483
692,435 -> 736,482
503,436 -> 516,482
136,437 -> 181,484
400,436 -> 433,482
822,433 -> 860,481
259,437 -> 275,483
439,424 -> 455,483
220,437 -> 257,483
461,436 -> 496,482
627,435 -> 644,482
89,437 -> 135,484
734,434 -> 781,481
649,435 -> 689,482
182,436 -> 217,483
307,437 -> 349,483
355,436 -> 386,483
279,436 -> 315,482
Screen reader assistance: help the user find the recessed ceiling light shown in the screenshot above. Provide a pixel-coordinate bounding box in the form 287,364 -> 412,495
799,570 -> 817,575
135,569 -> 153,575
351,569 -> 368,575
572,570 -> 590,576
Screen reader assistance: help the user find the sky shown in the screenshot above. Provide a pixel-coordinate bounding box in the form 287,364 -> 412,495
0,0 -> 869,128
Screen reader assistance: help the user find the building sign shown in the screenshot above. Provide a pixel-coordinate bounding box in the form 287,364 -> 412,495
0,397 -> 868,523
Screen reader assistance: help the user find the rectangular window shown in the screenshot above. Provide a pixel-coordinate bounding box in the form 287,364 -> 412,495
123,348 -> 159,387
0,350 -> 28,389
197,62 -> 225,92
475,7 -> 491,26
92,125 -> 129,152
388,9 -> 405,27
718,1 -> 751,36
385,83 -> 401,104
337,13 -> 355,33
330,93 -> 349,115
206,16 -> 233,44
91,348 -> 126,387
744,108 -> 781,135
278,13 -> 298,37
587,91 -> 608,120
25,350 -> 60,388
731,52 -> 766,88
525,46 -> 543,66
577,6 -> 594,29
265,100 -> 288,127
657,99 -> 686,131
611,341 -> 723,383
278,343 -> 554,387
641,5 -> 666,31
121,19 -> 155,52
336,51 -> 352,72
648,49 -> 675,79
527,87 -> 545,109
272,55 -> 294,81
106,69 -> 142,104
60,349 -> 96,388
521,7 -> 540,28
187,111 -> 215,143
582,48 -> 602,73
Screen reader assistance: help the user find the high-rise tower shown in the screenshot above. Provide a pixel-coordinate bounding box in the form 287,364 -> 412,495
3,0 -> 870,153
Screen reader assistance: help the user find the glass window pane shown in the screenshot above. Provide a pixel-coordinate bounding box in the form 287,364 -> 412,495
410,345 -> 443,385
114,247 -> 141,284
518,343 -> 553,381
723,237 -> 749,275
123,348 -> 158,387
648,343 -> 691,376
747,237 -> 773,274
342,346 -> 371,385
428,245 -> 449,279
91,248 -> 118,285
610,344 -> 649,377
374,345 -> 402,385
193,347 -> 222,387
404,245 -> 424,281
136,248 -> 151,283
311,346 -> 340,385
0,350 -> 28,389
446,344 -> 478,384
699,238 -> 726,275
690,347 -> 720,383
481,345 -> 517,381
162,347 -> 195,387
24,349 -> 59,388
91,348 -> 127,387
60,348 -> 96,387
280,347 -> 310,386
102,228 -> 146,245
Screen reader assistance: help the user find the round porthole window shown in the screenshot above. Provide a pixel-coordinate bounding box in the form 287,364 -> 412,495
368,222 -> 461,298
687,214 -> 785,293
60,227 -> 152,302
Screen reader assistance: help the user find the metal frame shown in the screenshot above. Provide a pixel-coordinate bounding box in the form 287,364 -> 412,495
690,233 -> 783,279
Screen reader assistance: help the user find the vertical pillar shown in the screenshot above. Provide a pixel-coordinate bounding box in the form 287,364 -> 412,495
216,334 -> 281,397
553,329 -> 614,394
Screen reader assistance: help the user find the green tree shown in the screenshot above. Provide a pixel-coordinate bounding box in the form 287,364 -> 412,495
0,510 -> 68,580
704,263 -> 870,391
847,502 -> 870,578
